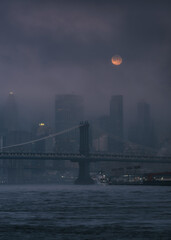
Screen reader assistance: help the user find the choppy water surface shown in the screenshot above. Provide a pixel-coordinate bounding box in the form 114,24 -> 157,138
0,184 -> 171,240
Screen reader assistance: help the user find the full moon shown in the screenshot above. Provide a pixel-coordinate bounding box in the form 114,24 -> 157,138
111,55 -> 122,66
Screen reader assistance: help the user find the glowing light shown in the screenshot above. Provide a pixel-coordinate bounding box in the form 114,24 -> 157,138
9,91 -> 14,95
111,55 -> 122,66
39,123 -> 45,126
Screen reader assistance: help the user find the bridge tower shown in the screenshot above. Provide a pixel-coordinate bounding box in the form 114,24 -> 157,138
75,121 -> 94,184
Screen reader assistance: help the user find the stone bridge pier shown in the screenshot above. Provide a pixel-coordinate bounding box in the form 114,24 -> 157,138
75,122 -> 94,184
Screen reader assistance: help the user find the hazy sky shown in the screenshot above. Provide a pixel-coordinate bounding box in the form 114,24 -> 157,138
0,0 -> 171,126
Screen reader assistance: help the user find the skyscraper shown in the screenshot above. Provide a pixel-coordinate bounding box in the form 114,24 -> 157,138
136,101 -> 155,148
33,123 -> 51,153
109,95 -> 124,153
55,94 -> 84,152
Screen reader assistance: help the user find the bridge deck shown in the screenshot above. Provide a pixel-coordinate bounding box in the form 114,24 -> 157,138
0,152 -> 171,163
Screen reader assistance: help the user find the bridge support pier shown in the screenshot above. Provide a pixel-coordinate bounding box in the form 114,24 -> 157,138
75,161 -> 94,184
75,122 -> 94,184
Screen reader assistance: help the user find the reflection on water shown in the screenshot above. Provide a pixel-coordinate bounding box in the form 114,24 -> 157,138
0,184 -> 171,239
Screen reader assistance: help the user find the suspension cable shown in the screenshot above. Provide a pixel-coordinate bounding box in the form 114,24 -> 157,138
1,124 -> 82,150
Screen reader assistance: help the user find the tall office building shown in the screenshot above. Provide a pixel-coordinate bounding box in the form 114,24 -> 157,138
3,92 -> 19,132
109,95 -> 124,153
136,101 -> 155,148
32,122 -> 53,153
55,94 -> 84,152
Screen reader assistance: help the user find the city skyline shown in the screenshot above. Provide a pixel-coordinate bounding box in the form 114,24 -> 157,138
0,91 -> 170,156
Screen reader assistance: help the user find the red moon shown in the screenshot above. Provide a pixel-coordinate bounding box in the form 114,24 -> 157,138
111,55 -> 122,65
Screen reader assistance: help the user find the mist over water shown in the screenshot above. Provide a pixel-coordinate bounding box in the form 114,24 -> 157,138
0,184 -> 171,240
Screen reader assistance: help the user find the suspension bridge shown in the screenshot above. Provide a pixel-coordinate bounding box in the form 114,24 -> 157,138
0,122 -> 171,184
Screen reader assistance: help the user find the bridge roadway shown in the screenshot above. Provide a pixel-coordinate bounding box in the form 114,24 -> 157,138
0,152 -> 171,164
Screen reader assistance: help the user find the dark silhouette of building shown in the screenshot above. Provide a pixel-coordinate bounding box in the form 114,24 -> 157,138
3,130 -> 31,184
4,130 -> 31,152
1,92 -> 27,184
30,122 -> 52,182
109,95 -> 124,153
91,116 -> 109,153
136,101 -> 155,148
55,94 -> 84,152
33,123 -> 51,153
128,101 -> 156,150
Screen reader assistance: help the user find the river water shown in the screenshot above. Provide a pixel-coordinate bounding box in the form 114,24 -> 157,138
0,184 -> 171,240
